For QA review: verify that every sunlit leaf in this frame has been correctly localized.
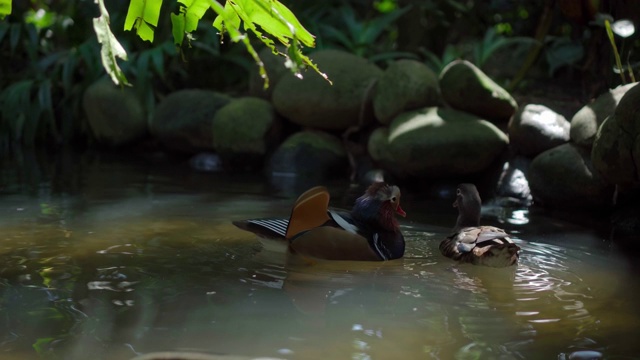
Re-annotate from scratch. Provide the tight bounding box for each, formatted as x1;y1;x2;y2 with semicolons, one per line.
25;9;57;30
92;0;129;86
0;0;11;19
124;0;162;42
604;19;626;83
172;0;211;47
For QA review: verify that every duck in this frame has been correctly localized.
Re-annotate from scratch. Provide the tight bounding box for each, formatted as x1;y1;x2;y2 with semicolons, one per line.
440;183;520;267
233;182;406;261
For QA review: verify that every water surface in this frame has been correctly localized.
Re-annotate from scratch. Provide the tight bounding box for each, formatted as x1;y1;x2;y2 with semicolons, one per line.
1;152;639;359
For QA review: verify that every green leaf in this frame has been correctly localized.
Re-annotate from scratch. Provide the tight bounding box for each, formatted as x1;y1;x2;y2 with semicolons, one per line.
173;0;213;47
170;13;185;46
92;0;130;86
9;23;21;53
0;21;8;43
0;0;11;19
0;80;31;143
124;0;163;42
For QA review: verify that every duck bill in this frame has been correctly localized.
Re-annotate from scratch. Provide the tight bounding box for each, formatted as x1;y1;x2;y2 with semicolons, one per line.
395;204;406;217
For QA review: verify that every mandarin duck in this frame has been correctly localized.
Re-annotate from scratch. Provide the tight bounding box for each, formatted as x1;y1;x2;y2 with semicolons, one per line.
233;182;406;261
440;183;520;267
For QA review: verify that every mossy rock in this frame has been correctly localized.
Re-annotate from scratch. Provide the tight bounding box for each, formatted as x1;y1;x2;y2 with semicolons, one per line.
247;46;289;100
368;107;508;178
268;130;347;180
83;78;147;146
571;83;637;148
373;59;440;124
272;49;382;130
508;104;570;157
212;97;281;170
591;83;640;186
529;144;613;209
151;90;231;153
439;60;517;122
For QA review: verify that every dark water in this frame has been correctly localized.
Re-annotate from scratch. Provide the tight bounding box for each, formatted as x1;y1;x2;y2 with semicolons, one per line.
1;151;639;360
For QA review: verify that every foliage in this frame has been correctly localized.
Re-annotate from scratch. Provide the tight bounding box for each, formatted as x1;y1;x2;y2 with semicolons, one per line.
0;0;10;19
94;0;129;86
420;27;538;74
312;4;415;64
114;0;328;89
0;3;108;148
603;16;636;83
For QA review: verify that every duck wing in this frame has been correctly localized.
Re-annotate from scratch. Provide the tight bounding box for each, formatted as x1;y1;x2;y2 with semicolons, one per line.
285;186;331;240
455;226;515;253
442;226;520;267
232;218;289;239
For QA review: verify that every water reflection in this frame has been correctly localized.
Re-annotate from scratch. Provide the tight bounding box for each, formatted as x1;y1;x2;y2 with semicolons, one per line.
1;153;640;359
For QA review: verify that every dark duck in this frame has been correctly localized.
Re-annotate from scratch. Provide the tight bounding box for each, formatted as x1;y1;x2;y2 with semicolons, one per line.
440;183;520;267
233;182;406;261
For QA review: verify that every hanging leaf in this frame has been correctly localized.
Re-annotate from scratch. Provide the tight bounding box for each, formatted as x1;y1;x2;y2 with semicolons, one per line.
171;0;211;47
124;0;163;42
92;0;129;86
0;0;10;19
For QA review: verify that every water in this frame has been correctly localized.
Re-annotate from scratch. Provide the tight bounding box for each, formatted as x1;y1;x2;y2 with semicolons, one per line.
1;152;639;360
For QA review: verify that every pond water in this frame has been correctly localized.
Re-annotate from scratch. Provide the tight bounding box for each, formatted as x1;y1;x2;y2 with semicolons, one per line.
1;151;639;360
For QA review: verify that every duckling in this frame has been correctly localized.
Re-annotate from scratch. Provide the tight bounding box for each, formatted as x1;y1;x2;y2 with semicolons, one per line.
440;183;520;267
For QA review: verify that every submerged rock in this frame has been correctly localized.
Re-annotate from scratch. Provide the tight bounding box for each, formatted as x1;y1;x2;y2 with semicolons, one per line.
373;59;440;124
212;97;281;171
150;90;230;153
439;60;517;123
571;82;637;148
529;144;613;209
189;152;223;172
368;107;508;178
508;104;570;157
592;82;640;186
83;78;147;146
272;49;382;130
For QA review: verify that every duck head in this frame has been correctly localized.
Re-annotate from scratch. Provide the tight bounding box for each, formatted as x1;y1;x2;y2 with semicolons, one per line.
352;182;406;231
453;183;482;230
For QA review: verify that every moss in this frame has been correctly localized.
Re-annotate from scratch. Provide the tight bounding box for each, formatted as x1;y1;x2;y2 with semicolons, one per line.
281;131;345;157
212;97;275;154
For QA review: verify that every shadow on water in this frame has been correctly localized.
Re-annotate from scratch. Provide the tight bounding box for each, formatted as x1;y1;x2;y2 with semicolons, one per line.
1;149;640;359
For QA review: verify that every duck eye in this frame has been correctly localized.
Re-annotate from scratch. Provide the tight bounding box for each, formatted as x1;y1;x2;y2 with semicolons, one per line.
391;196;397;202
456;189;462;196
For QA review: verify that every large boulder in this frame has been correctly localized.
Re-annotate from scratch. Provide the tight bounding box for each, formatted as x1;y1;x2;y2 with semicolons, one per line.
508;104;570;157
268;130;348;184
439;60;517;123
272;49;382;130
367;107;508;178
570;83;637;148
83;78;146;146
212;97;281;170
529;144;613;209
373;59;440;124
150;90;231;153
592;83;640;186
